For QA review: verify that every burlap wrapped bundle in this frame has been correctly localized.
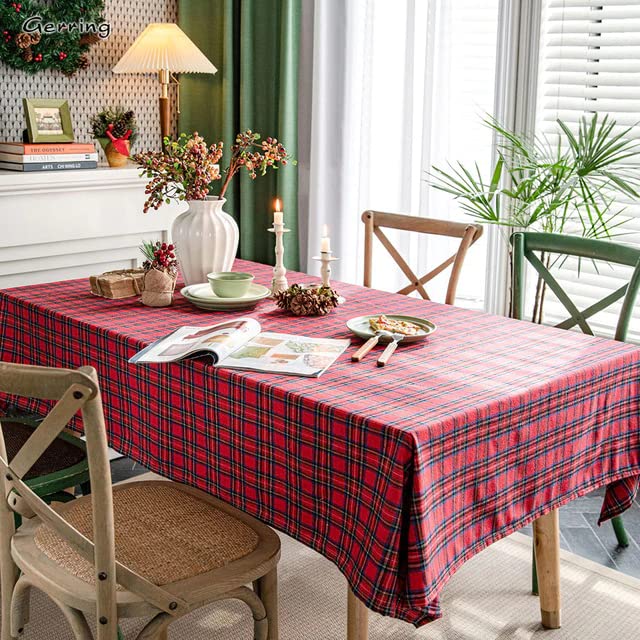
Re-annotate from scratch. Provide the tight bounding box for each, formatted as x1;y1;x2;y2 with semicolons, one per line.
141;268;176;307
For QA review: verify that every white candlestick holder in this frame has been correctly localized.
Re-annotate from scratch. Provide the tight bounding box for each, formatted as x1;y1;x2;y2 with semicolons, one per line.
312;251;339;288
268;223;290;295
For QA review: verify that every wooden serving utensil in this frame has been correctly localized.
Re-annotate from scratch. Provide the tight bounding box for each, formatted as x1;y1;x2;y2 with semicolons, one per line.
352;329;393;362
352;336;379;362
377;332;405;367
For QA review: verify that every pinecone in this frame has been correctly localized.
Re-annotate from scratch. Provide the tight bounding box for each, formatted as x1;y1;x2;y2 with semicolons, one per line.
275;284;340;316
289;293;313;316
77;53;90;70
21;47;32;62
15;32;32;49
29;32;41;45
79;33;100;46
111;120;128;139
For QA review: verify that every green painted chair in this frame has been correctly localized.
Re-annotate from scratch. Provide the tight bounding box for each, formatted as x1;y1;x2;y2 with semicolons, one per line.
0;413;91;520
510;231;640;594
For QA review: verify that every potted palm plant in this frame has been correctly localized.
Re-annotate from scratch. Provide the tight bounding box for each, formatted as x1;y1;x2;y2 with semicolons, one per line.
428;114;640;321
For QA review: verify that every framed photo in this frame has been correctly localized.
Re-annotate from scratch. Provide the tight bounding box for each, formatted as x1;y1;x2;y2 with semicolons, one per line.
23;98;74;143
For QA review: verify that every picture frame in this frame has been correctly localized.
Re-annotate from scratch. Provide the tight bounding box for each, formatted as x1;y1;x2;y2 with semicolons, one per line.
23;98;75;143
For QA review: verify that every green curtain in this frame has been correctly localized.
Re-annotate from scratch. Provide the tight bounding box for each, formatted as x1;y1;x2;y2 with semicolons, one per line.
178;0;300;270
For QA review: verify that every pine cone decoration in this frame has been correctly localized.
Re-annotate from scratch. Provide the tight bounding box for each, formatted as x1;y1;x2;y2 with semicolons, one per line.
77;54;90;70
21;47;32;62
29;32;41;45
275;284;340;316
79;33;100;46
112;119;128;139
15;32;32;49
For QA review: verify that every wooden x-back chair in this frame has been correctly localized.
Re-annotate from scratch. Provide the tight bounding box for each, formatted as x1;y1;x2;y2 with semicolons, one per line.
0;363;280;640
362;210;483;304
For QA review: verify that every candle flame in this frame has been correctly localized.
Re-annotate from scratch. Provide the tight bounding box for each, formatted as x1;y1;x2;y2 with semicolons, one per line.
274;198;282;212
322;224;329;236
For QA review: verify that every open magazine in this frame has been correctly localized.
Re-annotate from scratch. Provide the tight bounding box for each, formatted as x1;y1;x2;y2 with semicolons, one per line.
129;318;349;377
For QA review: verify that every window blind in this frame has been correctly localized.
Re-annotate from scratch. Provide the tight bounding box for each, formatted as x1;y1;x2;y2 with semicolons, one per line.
535;0;640;341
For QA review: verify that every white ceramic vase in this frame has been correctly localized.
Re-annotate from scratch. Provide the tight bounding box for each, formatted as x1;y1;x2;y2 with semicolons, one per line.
171;197;239;286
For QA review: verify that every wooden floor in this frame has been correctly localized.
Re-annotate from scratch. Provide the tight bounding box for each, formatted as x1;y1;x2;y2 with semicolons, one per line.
110;457;640;581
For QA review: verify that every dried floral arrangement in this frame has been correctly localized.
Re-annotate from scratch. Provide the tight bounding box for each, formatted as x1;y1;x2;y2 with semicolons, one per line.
133;131;294;212
274;284;339;316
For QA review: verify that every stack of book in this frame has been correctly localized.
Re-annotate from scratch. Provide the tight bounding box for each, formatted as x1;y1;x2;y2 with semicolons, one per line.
0;142;98;172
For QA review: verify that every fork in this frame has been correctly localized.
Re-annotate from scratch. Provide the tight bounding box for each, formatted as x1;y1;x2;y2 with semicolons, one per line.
376;332;405;367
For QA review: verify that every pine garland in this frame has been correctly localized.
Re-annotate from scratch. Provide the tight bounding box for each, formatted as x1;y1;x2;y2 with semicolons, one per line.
0;0;105;75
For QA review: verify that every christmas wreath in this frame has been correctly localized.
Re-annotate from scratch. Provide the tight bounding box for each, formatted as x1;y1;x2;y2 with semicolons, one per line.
0;0;105;74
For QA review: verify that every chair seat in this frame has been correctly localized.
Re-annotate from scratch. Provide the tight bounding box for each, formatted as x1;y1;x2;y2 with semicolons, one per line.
2;419;86;480
31;481;260;588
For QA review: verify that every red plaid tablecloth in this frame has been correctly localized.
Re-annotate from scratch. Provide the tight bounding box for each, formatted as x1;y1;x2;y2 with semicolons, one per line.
1;259;639;626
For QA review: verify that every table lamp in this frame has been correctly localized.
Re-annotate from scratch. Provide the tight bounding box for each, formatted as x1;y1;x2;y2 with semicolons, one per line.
113;23;217;143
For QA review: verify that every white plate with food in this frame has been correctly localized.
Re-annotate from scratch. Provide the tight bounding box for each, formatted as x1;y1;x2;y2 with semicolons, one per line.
346;314;436;343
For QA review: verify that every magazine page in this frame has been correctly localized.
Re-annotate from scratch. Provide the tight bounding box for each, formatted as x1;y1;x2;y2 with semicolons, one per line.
217;332;349;377
129;318;261;364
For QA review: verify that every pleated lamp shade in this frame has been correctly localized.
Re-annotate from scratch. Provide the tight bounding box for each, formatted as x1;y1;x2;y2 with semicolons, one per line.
113;23;217;74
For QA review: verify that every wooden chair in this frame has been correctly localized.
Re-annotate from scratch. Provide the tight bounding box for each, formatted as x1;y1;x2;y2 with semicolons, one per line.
0;363;280;640
511;231;640;601
362;210;483;304
0;413;90;517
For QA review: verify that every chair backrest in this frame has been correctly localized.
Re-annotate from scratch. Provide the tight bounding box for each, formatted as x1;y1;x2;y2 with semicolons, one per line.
362;210;483;304
0;363;187;640
510;232;640;342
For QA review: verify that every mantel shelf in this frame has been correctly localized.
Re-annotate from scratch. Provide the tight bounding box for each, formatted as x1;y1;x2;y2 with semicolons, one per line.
0;165;146;196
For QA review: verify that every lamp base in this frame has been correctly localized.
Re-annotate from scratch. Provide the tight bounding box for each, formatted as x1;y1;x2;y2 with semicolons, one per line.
159;96;170;145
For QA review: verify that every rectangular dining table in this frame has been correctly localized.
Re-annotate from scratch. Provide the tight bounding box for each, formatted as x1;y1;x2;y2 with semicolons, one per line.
1;259;639;639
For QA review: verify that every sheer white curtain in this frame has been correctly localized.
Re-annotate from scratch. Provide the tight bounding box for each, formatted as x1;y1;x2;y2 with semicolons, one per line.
300;0;500;306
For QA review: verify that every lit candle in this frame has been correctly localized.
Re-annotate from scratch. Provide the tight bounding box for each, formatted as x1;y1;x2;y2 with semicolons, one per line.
273;198;283;226
320;224;331;253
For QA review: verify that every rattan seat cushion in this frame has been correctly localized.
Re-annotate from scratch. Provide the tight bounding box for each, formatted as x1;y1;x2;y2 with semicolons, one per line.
1;419;86;480
34;482;259;587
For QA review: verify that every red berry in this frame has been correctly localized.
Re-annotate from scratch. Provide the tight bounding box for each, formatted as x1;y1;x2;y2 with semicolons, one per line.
168;244;174;250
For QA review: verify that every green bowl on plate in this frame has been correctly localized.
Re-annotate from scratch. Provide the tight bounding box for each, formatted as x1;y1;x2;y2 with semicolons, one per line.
207;272;255;298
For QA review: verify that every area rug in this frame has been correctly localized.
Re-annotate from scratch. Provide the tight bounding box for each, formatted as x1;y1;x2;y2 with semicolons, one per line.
9;523;640;640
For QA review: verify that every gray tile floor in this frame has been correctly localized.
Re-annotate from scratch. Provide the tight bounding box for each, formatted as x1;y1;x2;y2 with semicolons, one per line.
513;485;640;580
110;457;640;580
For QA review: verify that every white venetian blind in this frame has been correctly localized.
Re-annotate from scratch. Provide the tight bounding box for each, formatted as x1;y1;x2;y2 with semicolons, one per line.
535;0;640;341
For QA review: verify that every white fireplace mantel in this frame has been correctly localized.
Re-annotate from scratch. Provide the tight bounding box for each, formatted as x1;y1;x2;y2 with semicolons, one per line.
0;166;185;289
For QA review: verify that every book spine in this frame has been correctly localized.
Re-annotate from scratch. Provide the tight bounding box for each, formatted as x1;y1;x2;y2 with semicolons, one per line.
0;161;98;172
0;144;96;154
0;152;98;163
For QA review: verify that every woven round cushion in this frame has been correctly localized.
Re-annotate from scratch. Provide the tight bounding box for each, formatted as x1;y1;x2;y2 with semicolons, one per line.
1;420;86;480
34;482;259;587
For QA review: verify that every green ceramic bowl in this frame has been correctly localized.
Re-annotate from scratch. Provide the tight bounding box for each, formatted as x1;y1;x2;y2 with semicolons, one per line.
207;272;255;298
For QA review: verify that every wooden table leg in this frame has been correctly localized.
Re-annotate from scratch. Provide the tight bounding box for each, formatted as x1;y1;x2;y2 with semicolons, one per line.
533;509;561;629
347;586;368;640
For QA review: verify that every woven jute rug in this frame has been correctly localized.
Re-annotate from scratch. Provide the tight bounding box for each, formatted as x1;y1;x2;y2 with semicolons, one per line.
9;486;640;639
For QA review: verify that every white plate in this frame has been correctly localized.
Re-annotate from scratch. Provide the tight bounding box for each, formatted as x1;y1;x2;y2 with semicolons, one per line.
180;283;271;311
186;282;269;302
